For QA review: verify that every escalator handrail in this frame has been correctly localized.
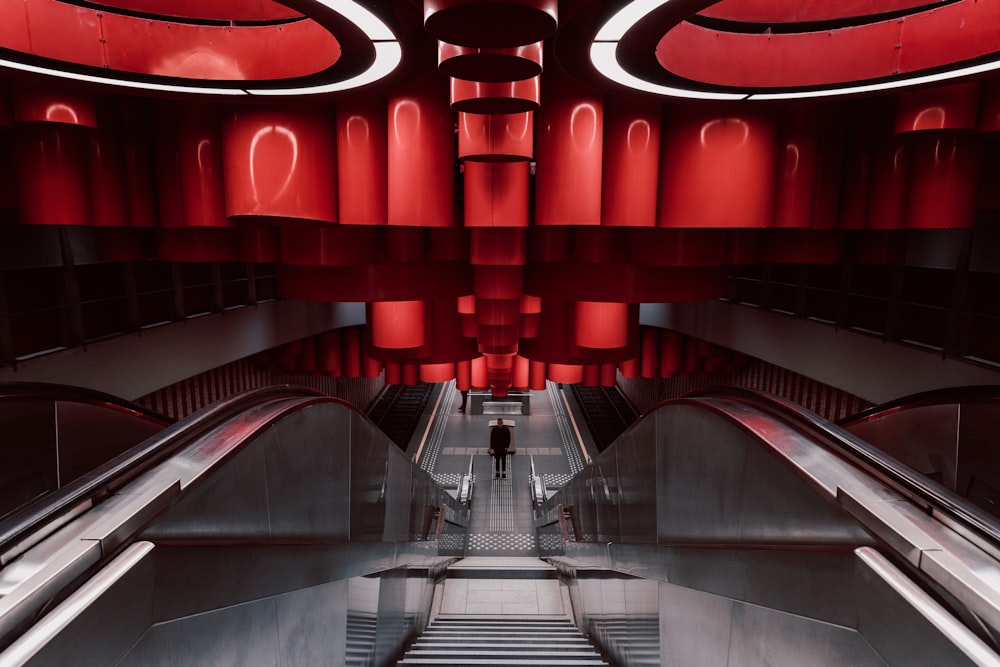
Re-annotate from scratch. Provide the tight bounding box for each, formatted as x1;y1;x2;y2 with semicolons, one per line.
839;385;1000;425
0;385;324;555
0;381;173;424
682;386;1000;550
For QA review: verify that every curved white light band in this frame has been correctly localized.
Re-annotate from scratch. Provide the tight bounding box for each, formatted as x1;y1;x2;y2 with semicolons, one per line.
0;1;399;96
590;42;745;101
592;0;1000;101
250;41;401;95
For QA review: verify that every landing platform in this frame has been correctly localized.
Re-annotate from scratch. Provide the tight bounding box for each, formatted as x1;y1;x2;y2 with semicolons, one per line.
407;381;597;557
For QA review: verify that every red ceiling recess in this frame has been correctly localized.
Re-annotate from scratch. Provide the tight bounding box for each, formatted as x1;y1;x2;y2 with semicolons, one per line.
655;0;1000;91
1;0;996;396
701;0;938;23
88;1;302;22
0;0;338;82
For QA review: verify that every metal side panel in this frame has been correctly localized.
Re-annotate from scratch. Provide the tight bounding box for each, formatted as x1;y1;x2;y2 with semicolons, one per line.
856;547;1000;667
274;579;349;667
143;402;352;541
0;542;154;667
121;595;282;667
148;542;404;624
727;600;885;667
652;404;871;546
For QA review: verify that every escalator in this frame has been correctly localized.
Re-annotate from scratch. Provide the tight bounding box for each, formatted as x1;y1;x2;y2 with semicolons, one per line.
535;388;1000;666
366;384;436;450
569;386;639;453
5;384;1000;665
839;386;1000;518
0;387;468;665
0;383;171;522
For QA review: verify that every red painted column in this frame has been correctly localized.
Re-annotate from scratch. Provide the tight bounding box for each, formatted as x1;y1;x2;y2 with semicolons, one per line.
464;162;529;227
155;103;238;261
602;96;660;227
459;112;533;161
772;104;819;229
658;104;777;228
574;301;629;349
14;123;90;226
222;106;338;224
895;83;982;229
528;359;547;390
535;69;604;225
388;74;455;227
370;301;427;349
337;98;388;225
11;84;97;227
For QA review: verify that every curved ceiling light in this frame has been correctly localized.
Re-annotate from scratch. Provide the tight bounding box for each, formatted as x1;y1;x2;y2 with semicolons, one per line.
0;0;399;96
591;0;1000;101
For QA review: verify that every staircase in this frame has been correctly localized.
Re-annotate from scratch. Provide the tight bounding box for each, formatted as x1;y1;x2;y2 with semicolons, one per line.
397;615;609;666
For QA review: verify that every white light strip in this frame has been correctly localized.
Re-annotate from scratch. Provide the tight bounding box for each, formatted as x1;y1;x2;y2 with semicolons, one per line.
590;42;745;101
749;58;1000;100
249;41;401;96
0;1;398;96
0;57;246;95
592;0;1000;101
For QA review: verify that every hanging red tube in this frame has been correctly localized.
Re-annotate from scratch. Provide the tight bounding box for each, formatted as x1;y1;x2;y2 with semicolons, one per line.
337;97;388;225
534;69;604;226
388;74;454;227
222;106;338;224
602;96;660;227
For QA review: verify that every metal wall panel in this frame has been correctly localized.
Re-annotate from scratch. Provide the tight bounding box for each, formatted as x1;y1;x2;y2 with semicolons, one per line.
727;600;884;667
262;405;350;539
275;579;348;667
19;545;153;667
659;580;734;667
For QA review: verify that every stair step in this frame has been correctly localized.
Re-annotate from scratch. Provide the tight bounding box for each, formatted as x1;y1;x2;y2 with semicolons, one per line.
398;660;608;666
416;639;591;645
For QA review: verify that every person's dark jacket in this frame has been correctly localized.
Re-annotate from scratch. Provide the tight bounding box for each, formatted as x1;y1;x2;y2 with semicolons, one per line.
490;424;511;456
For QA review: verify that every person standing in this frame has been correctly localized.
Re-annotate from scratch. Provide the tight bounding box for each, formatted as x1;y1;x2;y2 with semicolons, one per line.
489;417;511;480
458;389;469;412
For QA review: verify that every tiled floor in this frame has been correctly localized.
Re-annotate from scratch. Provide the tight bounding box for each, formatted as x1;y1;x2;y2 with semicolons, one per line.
438;558;571;616
407;381;597;558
